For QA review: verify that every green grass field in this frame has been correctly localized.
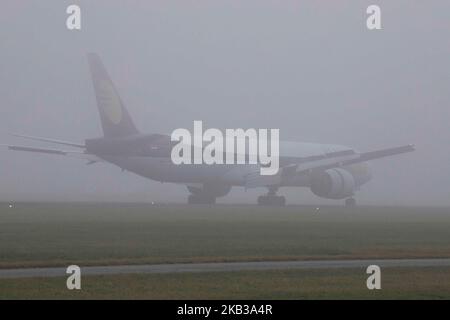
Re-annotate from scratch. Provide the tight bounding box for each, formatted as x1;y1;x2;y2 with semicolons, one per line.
1;203;450;269
1;267;450;299
1;203;450;299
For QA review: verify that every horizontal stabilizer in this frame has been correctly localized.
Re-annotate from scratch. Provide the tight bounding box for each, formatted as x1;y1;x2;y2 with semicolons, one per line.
12;134;85;148
7;145;67;155
2;144;103;163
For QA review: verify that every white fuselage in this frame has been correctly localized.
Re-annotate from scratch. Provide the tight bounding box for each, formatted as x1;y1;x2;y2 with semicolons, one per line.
101;141;371;189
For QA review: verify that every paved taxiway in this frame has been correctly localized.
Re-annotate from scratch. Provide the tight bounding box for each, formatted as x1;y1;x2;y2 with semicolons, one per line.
1;258;450;279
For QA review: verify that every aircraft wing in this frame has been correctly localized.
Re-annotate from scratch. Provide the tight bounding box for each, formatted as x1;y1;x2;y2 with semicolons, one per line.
294;144;415;174
244;144;415;188
2;144;103;163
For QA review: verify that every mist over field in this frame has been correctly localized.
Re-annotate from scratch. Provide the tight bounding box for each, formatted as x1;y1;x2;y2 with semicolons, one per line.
1;1;449;206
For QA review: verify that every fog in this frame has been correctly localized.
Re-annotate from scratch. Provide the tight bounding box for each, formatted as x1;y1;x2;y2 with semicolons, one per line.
1;1;449;206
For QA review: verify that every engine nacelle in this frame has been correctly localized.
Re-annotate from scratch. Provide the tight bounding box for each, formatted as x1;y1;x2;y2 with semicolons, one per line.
310;168;356;200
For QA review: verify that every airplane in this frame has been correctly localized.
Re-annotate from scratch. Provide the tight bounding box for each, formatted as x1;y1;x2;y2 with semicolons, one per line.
3;53;415;206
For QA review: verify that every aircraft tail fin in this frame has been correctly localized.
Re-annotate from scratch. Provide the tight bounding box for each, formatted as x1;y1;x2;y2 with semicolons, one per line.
87;53;140;138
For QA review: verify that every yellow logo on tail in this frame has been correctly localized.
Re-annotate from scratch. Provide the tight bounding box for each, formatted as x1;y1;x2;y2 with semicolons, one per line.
98;80;123;125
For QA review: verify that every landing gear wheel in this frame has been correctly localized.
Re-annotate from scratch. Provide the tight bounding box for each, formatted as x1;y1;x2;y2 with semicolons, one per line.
257;195;286;206
188;195;216;205
345;198;356;207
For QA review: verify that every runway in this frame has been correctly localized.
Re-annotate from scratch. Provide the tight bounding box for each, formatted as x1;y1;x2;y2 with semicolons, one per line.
1;258;450;279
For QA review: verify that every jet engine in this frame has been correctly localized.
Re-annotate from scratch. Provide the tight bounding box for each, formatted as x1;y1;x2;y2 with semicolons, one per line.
310;168;356;200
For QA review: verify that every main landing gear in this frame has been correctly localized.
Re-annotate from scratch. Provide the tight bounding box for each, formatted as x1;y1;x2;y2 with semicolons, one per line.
257;187;286;206
188;194;216;205
345;197;356;207
186;184;231;205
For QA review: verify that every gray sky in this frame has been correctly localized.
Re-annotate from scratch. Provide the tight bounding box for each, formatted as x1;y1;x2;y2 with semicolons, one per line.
1;1;449;206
